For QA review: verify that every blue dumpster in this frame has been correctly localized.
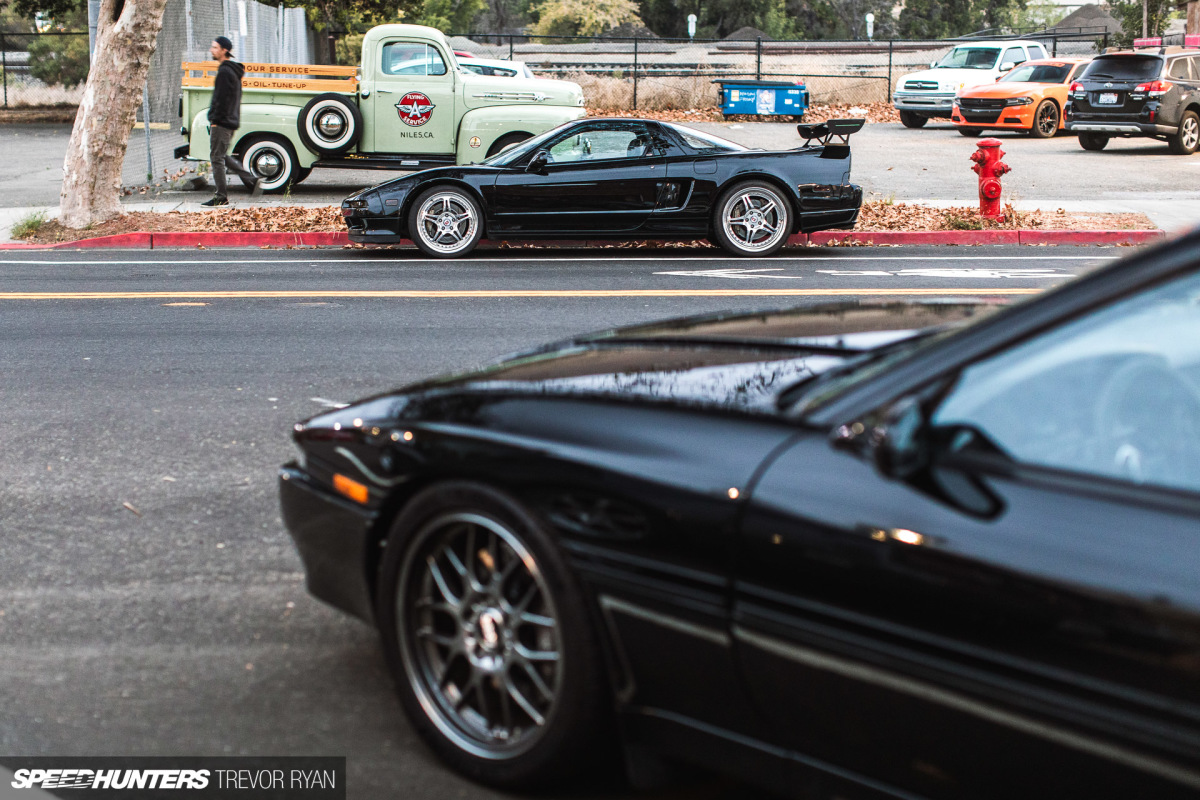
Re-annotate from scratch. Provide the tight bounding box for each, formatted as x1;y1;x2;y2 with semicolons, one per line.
716;80;809;119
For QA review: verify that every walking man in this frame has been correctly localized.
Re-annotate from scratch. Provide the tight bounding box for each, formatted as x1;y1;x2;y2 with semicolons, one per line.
202;36;261;206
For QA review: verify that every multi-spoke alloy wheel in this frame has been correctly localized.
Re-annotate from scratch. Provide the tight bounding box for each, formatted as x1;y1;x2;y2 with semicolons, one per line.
400;512;561;758
377;483;606;787
712;182;791;257
1030;100;1058;139
1170;111;1200;155
409;187;483;258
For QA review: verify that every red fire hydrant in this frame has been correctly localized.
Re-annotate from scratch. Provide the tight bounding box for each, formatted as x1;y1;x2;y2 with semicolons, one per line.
970;138;1010;221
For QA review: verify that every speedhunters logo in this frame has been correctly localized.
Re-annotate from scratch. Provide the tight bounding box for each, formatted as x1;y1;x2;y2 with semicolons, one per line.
12;769;210;790
5;758;344;798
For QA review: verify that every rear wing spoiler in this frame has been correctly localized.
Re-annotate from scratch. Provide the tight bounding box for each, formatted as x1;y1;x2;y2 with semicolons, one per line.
797;118;865;147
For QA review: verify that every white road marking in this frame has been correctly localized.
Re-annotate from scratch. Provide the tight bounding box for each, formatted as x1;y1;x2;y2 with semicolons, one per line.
816;268;1071;279
0;254;1114;266
309;397;349;409
656;268;801;279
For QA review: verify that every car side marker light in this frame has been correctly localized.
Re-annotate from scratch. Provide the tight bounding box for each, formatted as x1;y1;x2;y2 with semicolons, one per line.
728;488;740;499
334;473;370;504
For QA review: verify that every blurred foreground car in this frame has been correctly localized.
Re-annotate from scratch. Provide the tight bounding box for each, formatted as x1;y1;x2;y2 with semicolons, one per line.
952;58;1089;138
281;232;1200;799
340;116;863;257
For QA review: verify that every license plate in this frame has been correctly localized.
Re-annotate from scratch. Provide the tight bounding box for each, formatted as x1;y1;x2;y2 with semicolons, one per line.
1098;92;1120;104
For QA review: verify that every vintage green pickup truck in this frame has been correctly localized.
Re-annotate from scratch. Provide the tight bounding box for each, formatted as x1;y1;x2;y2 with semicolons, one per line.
175;24;586;192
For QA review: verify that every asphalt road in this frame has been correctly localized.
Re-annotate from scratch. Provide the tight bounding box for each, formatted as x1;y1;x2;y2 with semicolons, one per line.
4;121;1199;231
0;245;1121;798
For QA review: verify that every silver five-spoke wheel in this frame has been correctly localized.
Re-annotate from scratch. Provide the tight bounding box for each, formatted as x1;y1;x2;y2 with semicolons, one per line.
713;182;791;256
409;188;483;258
400;512;561;759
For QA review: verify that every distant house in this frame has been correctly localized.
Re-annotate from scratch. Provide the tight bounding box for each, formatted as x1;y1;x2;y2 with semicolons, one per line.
1045;4;1123;37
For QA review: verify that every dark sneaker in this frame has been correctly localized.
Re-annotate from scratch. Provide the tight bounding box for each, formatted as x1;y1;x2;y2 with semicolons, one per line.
249;178;264;199
201;196;228;207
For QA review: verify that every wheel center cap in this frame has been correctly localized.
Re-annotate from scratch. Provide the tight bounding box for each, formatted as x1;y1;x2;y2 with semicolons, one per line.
749;211;764;226
439;213;456;230
476;607;505;652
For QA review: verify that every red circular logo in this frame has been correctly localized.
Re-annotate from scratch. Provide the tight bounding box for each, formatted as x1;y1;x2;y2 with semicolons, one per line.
396;92;436;127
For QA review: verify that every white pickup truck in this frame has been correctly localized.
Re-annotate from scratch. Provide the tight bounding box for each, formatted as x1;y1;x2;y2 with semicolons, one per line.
176;24;586;192
892;39;1050;128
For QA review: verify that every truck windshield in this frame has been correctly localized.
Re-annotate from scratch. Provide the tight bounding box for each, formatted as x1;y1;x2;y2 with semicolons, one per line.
936;47;1000;69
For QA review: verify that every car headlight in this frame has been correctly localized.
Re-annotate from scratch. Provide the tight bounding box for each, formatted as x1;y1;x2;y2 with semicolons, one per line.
1006;96;1034;106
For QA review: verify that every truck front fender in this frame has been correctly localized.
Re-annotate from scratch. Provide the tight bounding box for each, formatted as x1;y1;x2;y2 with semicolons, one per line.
456;105;586;164
186;105;318;168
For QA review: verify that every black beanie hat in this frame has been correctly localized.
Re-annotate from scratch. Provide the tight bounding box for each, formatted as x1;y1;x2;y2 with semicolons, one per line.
214;36;233;54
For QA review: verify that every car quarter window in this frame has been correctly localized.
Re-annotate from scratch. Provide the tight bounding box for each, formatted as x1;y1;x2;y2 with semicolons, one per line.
546;123;654;163
382;42;447;76
931;269;1200;494
1168;58;1193;80
1027;44;1046;59
1001;47;1026;68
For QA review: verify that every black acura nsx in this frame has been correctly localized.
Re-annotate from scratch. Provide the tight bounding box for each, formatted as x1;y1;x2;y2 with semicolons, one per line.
280;232;1200;799
340;117;863;258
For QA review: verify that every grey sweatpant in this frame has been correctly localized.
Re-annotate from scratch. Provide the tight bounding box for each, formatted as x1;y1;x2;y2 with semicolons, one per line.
209;124;254;197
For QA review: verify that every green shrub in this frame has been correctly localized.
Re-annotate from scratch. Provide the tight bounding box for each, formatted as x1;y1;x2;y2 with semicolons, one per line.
11;210;47;239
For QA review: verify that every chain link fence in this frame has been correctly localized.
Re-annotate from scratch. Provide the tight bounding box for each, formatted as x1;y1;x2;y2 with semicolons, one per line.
123;0;310;187
0;31;89;108
455;30;1113;110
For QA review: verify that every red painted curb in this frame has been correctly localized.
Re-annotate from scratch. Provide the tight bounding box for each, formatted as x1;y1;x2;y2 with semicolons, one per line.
0;228;1167;250
1017;229;1164;245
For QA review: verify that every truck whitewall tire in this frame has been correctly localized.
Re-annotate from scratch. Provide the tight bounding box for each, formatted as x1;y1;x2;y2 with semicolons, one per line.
240;138;306;193
298;94;362;156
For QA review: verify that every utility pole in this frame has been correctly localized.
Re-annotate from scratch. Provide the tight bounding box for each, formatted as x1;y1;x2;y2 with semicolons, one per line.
1144;0;1149;38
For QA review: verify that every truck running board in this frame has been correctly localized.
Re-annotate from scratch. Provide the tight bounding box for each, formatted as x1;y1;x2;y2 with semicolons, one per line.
315;154;457;171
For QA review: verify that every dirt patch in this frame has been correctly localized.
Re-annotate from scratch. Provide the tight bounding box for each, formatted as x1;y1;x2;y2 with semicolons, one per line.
859;202;1154;231
0;106;78;124
18;202;1154;245
589;102;899;125
23;207;344;244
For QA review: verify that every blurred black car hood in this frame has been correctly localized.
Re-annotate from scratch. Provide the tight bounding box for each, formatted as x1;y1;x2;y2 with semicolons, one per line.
395;300;1000;417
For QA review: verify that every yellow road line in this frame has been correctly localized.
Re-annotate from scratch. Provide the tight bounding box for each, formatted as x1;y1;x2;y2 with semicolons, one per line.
0;288;1042;300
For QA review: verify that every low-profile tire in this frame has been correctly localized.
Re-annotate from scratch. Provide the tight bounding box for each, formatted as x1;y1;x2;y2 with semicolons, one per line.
1079;132;1109;151
297;93;362;157
1030;100;1059;139
407;185;484;258
899;110;928;129
1168;111;1199;155
711;180;792;257
376;481;609;788
958;127;983;137
486;132;532;158
238;136;302;194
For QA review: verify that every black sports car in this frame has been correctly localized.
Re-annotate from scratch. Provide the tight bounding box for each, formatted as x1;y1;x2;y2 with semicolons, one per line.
280;232;1200;799
340;117;863;258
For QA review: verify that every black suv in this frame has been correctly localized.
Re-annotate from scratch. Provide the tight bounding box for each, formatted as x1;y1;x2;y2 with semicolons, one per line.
1065;49;1200;153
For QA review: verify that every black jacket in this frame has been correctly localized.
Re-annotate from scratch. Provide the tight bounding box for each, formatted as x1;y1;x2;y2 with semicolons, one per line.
207;60;245;130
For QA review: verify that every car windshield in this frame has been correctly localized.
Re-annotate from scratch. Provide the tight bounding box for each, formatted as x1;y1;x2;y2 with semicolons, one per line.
936;47;1000;69
1081;55;1162;81
1000;63;1072;83
481;125;572;166
661;123;748;152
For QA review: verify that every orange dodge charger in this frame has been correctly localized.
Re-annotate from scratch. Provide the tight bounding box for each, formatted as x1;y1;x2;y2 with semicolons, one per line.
952;58;1090;138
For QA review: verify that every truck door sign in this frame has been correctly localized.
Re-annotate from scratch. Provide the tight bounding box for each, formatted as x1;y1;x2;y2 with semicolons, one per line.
396;92;435;126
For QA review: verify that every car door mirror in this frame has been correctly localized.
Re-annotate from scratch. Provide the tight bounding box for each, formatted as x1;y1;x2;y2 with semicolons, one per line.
526;149;550;174
1000;62;1015;72
834;395;929;480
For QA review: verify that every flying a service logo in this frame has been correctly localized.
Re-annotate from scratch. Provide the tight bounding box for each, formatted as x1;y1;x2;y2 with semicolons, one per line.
396;92;435;126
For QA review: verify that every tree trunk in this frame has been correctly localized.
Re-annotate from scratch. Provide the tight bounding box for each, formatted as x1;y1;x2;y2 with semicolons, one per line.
59;0;171;229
